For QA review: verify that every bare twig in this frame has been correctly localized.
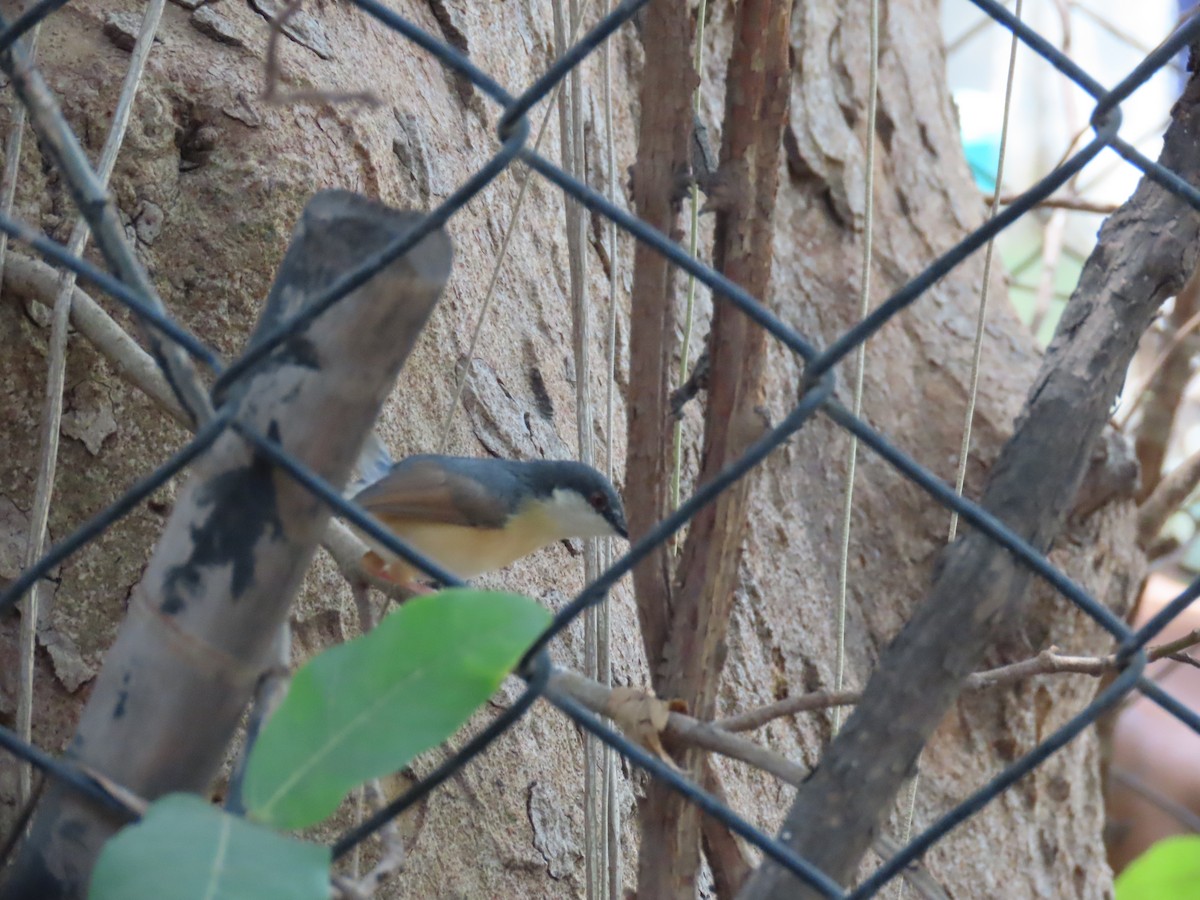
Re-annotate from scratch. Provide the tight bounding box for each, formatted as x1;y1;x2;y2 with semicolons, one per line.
624;1;693;662
1137;445;1200;544
0;20;37;290
716;690;861;732
0;10;213;425
699;758;753;900
1110;765;1200;833
963;648;1108;688
547;669;948;900
4;251;187;420
719;635;1200;733
15;0;165;807
547;0;612;892
261;0;378;108
1148;626;1200;658
331;778;411;898
1134;263;1200;501
224;625;292;815
600;5;622;894
1117;305;1200;430
8;17;44;805
995;194;1117;215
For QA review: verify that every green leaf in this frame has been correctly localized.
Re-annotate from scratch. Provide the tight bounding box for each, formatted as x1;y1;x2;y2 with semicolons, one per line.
89;794;328;900
1116;835;1200;900
244;588;549;828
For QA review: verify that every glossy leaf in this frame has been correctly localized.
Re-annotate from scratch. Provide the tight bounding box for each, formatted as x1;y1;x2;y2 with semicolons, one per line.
244;588;549;828
1115;835;1200;899
89;794;328;900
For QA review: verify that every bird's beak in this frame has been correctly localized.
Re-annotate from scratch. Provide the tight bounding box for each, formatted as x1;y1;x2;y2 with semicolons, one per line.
615;520;629;540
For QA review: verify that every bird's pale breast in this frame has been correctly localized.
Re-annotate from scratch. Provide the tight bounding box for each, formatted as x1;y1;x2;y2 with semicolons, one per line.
370;504;563;583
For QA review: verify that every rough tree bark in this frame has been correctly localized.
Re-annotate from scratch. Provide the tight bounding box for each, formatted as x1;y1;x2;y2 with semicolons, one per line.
0;0;1141;897
746;45;1200;900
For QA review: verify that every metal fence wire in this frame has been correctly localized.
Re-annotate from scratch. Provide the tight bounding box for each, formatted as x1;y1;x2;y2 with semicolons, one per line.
2;0;1200;896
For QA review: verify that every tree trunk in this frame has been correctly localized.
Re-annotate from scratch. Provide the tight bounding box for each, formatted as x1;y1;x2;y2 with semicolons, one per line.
0;0;1139;896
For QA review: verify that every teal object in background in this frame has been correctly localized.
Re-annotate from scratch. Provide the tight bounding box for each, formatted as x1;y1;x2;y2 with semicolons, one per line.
963;137;1000;191
955;89;1001;192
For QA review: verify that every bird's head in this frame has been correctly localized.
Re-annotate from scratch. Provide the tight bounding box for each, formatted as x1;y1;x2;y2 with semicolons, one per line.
521;460;629;541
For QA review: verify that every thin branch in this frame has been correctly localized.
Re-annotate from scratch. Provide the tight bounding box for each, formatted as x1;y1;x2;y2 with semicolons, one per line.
16;0;165;806
1166;651;1200;670
331;778;417;899
995;193;1117;215
1148;626;1200;658
962;648;1107;688
0;20;38;295
1117;303;1200;430
0;11;213;425
716;690;860;733
224;625;291;815
3;14;42;811
716;654;1110;732
5;250;420;609
624;1;693;664
261;0;379;108
547;669;949;900
548;0;610;893
1138;444;1200;544
1134;263;1200;501
699;758;753;900
1110;765;1200;833
718;635;1200;734
5;251;187;420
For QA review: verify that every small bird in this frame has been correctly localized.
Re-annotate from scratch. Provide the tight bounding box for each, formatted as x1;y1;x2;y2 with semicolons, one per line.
349;451;628;590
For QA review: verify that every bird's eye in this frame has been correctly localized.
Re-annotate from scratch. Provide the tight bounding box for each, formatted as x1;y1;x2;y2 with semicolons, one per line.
589;491;608;511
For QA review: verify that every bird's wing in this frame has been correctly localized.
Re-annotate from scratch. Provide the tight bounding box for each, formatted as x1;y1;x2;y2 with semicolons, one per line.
351;458;511;528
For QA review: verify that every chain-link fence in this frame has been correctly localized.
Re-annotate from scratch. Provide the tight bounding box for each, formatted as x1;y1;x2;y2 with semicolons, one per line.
2;0;1200;896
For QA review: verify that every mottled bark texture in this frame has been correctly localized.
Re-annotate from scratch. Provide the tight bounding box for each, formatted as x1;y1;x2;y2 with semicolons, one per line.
745;37;1200;900
0;0;1141;897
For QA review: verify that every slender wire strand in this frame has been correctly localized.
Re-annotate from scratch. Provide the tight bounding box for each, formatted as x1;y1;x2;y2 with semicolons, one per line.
947;0;1023;541
600;0;621;891
6;16;42;811
894;3;1025;890
669;0;709;545
16;0;165;806
548;0;605;894
832;0;879;736
435;0;598;453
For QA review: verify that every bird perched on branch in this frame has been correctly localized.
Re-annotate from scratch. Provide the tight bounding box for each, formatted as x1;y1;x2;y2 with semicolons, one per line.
348;436;628;591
